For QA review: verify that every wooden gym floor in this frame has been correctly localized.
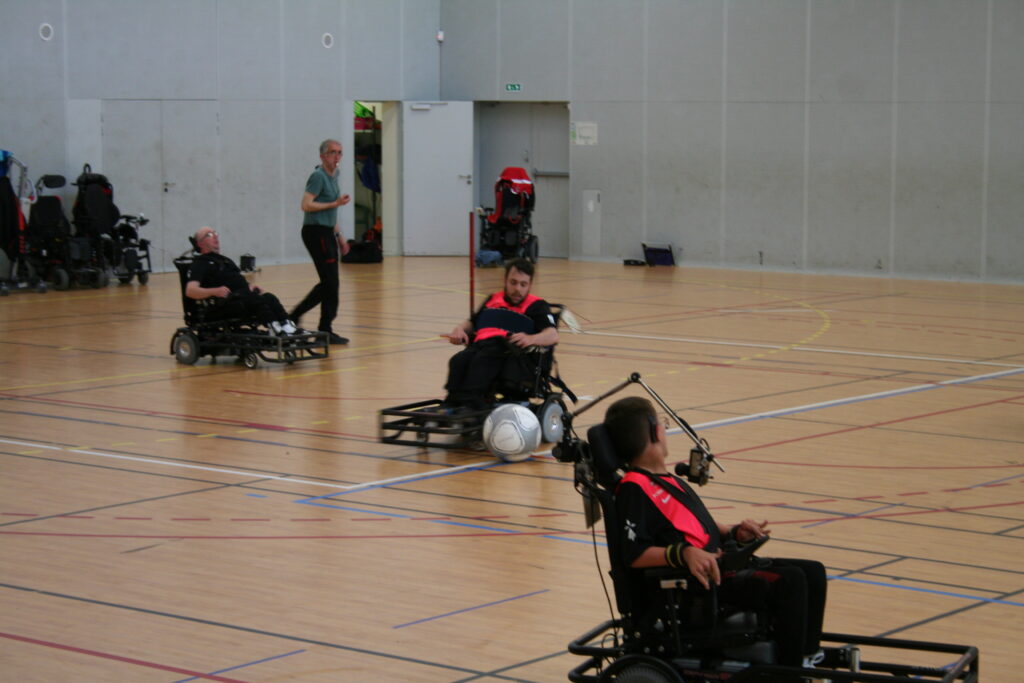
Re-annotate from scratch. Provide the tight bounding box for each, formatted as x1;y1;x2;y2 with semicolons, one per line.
1;257;1021;681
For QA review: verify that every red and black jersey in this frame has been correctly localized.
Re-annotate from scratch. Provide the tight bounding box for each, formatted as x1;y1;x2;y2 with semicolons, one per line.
471;290;555;343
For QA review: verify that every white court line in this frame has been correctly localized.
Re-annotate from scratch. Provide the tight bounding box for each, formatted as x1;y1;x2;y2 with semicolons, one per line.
533;365;1024;458
5;365;1022;486
582;330;1023;368
0;437;491;492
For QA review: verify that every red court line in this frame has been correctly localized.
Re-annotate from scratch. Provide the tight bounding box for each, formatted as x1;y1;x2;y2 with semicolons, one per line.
0;631;250;682
720;392;1024;468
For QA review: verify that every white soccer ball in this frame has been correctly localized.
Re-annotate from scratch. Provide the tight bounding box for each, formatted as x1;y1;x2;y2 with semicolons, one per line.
483;403;541;462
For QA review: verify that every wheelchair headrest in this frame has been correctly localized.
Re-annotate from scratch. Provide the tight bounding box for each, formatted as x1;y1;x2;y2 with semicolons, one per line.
188;235;200;251
586;423;625;491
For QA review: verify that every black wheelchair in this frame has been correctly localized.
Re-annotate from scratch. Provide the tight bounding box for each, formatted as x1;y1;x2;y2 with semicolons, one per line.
554;373;980;683
378;305;575;454
169;245;329;370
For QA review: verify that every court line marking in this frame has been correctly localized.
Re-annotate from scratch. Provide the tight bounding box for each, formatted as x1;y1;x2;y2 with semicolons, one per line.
3;367;1021;493
0;631;250;682
392;589;549;629
0;437;493;492
582;330;1024;368
829;576;1024;608
171;649;306;683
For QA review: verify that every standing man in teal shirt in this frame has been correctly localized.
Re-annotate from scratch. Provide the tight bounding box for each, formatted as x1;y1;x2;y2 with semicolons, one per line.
291;138;351;344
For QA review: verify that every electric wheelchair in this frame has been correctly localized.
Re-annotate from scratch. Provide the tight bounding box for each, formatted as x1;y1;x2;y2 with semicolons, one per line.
169;241;329;369
378;304;575;453
555;373;980;683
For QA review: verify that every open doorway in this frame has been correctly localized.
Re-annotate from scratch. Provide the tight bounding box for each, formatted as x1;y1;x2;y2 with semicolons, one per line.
349;101;383;261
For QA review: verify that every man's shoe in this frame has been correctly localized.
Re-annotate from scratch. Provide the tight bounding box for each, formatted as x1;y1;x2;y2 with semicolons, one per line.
269;321;285;335
325;332;349;345
281;320;298;335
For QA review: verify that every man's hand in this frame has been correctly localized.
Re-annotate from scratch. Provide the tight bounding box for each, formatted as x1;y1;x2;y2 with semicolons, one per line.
733;519;770;543
335;194;351;208
508;332;534;348
448;326;469;345
683;546;722;590
339;237;351;256
210;286;231;298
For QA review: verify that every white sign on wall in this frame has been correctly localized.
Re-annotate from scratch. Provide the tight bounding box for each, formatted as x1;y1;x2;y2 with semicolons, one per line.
571;121;598;146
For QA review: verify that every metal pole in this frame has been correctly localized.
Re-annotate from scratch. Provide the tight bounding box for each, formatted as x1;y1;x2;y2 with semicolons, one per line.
469;211;475;317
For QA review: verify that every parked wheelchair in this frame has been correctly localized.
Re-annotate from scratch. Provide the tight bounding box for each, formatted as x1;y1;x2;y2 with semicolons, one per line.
555;373;980;683
479;166;538;263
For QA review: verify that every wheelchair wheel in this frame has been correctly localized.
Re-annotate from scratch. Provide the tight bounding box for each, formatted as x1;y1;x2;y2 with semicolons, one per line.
118;273;133;285
537;397;564;443
51;268;70;291
242;352;259;369
138;271;149;285
172;331;200;365
600;655;683;683
525;235;539;263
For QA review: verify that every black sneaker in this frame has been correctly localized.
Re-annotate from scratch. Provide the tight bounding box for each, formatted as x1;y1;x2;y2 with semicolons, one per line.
324;332;349;345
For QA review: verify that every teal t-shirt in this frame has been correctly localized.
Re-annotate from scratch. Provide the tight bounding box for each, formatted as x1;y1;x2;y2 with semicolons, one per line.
304;165;339;227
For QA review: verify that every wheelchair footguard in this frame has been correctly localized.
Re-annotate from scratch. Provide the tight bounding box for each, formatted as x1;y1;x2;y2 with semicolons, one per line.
567;621;979;682
378;400;491;450
171;326;329;369
379;392;567;452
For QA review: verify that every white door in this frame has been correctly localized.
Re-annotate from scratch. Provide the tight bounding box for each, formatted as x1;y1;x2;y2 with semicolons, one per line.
528;103;570;258
402;101;474;255
102;100;218;271
476;102;569;258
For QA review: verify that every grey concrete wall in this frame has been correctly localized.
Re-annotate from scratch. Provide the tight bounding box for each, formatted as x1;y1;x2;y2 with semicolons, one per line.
0;0;441;270
441;0;1023;283
3;0;1021;282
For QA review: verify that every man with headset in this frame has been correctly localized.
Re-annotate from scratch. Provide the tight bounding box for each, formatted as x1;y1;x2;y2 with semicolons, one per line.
603;396;828;669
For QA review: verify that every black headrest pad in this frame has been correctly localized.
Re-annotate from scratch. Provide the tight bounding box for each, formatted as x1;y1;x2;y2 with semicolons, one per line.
188;235;199;251
587;423;623;490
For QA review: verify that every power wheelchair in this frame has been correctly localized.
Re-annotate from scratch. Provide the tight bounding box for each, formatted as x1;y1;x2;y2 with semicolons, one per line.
554;373;980;683
378;304;575;455
169;241;329;369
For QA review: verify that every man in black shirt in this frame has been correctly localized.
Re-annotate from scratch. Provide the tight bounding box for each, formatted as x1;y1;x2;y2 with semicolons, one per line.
186;226;297;335
444;258;557;409
604;396;827;668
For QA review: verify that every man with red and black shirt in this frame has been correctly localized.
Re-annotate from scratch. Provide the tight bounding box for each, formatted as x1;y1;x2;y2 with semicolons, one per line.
444;258;558;409
605;396;827;668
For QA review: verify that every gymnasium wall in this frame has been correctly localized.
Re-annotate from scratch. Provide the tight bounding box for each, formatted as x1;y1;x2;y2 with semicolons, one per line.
441;0;1023;283
0;0;441;271
2;0;1021;282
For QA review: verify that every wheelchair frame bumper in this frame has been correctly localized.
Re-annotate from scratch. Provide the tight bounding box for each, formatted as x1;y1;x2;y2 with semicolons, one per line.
171;326;329;368
378;399;491;450
567;620;979;682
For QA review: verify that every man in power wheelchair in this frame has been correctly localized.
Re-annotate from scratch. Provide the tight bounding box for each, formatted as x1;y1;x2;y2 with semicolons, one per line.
557;373;980;682
379;258;575;457
169;227;328;369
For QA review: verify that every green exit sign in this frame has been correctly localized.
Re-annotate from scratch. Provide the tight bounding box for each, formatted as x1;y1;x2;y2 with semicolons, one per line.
505;83;522;92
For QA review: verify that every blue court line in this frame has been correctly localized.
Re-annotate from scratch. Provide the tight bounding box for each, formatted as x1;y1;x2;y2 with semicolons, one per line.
393;589;549;629
829;575;1024;608
171;648;306;683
